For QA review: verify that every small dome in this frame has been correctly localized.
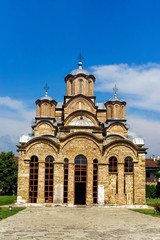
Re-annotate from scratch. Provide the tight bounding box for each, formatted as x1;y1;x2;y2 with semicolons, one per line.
70;62;90;76
109;95;124;103
69;120;94;126
109;85;124;103
40;95;53;101
39;90;53;101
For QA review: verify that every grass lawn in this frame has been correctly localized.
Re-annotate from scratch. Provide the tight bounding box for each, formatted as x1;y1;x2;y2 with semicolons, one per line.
0;207;25;221
0;196;17;206
146;198;160;207
130;209;160;218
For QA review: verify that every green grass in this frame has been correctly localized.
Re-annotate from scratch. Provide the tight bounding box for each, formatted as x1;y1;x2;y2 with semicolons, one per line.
146;198;160;207
0;207;25;220
0;196;17;206
130;209;160;218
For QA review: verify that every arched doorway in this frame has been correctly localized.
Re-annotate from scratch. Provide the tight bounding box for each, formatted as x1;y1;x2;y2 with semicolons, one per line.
74;155;87;205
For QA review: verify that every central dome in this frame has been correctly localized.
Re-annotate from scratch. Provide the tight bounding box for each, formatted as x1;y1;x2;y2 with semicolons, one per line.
69;120;94;126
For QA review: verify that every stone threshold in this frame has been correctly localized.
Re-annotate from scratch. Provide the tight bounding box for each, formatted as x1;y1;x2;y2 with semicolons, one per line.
14;202;148;209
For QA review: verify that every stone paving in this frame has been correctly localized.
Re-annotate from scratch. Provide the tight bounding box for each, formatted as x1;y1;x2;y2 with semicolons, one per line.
0;207;160;239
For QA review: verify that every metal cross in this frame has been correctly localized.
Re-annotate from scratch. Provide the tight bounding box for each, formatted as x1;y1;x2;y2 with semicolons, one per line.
78;49;84;62
44;83;50;93
113;84;118;95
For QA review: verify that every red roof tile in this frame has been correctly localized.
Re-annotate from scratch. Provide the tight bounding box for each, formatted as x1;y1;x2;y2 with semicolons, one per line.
146;158;159;168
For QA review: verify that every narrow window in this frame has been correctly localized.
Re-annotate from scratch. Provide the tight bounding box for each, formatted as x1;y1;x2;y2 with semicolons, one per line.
109;157;117;173
93;159;98;204
124;156;133;173
44;103;47;116
115;105;118;118
79;80;83;94
45;156;54;203
70;81;73;95
29;156;39;203
109;106;112;118
63;158;69;203
88;81;91;95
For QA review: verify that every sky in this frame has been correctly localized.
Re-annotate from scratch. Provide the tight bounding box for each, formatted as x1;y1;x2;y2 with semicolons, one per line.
0;0;160;157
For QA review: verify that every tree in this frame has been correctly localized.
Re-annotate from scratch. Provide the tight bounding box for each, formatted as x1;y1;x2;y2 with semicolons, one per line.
0;151;18;195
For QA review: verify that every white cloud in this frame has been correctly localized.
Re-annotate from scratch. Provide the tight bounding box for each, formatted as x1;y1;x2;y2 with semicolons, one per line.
90;62;160;156
0;96;35;153
91;63;160;112
127;114;160;157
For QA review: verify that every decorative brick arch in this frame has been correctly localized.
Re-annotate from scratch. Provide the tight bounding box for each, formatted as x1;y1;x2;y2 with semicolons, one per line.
60;134;102;164
64;110;99;126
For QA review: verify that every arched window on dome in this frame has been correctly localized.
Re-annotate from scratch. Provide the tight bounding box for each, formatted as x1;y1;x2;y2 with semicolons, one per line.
109;106;112;118
44;103;47;116
124;156;133;172
88;81;91;95
79;79;83;94
29;156;39;203
109;156;118;173
70;80;73;95
64;158;69;203
45;156;54;203
115;105;118;118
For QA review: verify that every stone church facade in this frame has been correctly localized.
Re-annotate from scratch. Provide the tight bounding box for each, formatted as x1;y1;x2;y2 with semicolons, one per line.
17;61;147;206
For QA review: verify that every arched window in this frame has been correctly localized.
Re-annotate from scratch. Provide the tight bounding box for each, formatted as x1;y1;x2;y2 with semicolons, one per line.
88;81;91;95
124;156;133;172
44;104;46;116
29;156;39;203
93;159;98;204
64;158;69;203
70;81;73;95
109;106;112;118
45;156;54;203
75;155;87;182
115;105;118;118
109;157;118;173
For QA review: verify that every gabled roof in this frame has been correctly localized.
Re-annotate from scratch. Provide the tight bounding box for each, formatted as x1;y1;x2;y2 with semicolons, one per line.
146;158;159;168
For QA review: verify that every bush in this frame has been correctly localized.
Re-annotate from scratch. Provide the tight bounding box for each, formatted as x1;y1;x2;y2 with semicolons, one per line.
146;184;157;198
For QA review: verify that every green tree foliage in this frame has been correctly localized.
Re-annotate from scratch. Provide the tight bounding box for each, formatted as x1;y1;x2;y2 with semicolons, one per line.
146;184;157;198
0;151;18;195
146;184;160;198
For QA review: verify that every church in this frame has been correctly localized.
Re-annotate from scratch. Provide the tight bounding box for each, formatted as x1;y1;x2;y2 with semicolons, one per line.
17;59;147;206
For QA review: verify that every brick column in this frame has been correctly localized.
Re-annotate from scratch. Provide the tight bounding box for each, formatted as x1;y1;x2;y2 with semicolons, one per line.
134;153;146;205
53;162;64;204
17;157;30;203
37;161;45;203
118;163;126;204
104;163;109;204
86;163;93;204
98;164;107;204
68;163;74;205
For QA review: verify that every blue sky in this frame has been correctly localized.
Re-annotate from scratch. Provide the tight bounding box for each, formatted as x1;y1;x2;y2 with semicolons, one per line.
0;0;160;157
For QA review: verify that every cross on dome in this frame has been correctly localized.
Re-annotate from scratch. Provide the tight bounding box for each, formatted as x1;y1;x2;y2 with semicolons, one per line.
78;50;84;69
44;83;50;96
113;84;118;98
78;49;84;62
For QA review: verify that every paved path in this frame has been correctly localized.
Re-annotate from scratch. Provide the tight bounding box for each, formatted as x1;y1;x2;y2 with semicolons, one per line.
0;207;160;239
